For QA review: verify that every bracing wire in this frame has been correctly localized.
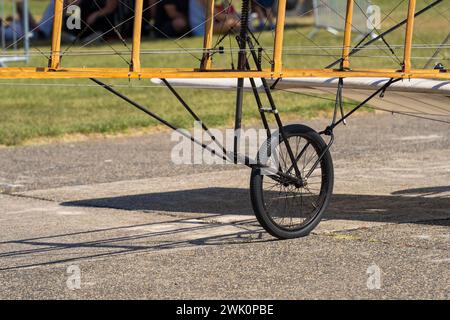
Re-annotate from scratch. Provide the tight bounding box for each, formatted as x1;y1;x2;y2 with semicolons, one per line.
273;87;450;124
353;0;403;65
317;0;405;66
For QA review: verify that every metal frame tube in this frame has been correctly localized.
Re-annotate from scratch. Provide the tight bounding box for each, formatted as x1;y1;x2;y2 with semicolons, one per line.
12;0;17;50
1;0;5;50
22;0;29;62
234;0;251;163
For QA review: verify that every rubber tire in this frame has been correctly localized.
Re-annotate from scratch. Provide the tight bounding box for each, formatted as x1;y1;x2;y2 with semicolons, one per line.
250;124;334;239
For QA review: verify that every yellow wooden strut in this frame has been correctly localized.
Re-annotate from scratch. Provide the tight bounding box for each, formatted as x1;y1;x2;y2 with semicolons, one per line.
201;0;215;70
131;0;144;73
403;0;417;73
48;0;64;70
342;0;354;70
273;0;287;74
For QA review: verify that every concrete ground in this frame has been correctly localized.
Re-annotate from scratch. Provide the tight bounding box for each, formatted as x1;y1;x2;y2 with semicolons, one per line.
0;113;449;299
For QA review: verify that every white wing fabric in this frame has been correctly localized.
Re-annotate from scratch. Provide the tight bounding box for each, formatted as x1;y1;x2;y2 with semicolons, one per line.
152;78;450;123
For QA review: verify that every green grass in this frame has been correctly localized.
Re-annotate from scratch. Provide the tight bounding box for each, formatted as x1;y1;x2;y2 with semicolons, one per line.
0;0;448;146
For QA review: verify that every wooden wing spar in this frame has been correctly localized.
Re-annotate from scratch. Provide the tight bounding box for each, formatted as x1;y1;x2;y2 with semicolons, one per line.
0;0;448;80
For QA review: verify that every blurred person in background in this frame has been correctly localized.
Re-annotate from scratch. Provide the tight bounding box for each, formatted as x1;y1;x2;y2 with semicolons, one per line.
189;0;240;37
76;0;119;39
252;0;275;31
153;0;190;38
0;0;61;42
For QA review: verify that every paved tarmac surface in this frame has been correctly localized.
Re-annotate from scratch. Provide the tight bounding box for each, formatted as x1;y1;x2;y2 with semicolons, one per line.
0;113;449;299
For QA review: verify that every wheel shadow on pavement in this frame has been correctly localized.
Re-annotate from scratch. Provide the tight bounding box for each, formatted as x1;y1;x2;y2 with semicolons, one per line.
1;187;448;272
62;187;450;225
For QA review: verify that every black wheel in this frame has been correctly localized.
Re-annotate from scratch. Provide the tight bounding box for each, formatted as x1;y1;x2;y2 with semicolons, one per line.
250;124;334;239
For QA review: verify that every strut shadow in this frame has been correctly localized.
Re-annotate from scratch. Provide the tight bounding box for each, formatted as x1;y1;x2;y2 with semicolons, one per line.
1;187;448;272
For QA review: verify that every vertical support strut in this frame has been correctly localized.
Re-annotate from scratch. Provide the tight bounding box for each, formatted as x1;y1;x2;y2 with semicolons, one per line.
12;0;17;51
237;0;250;71
342;0;354;70
403;0;416;73
131;0;144;73
22;0;29;62
234;0;251;163
273;0;287;74
201;0;215;70
49;0;64;69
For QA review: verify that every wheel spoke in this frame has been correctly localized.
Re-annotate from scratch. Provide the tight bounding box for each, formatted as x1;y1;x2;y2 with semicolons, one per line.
261;133;327;230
